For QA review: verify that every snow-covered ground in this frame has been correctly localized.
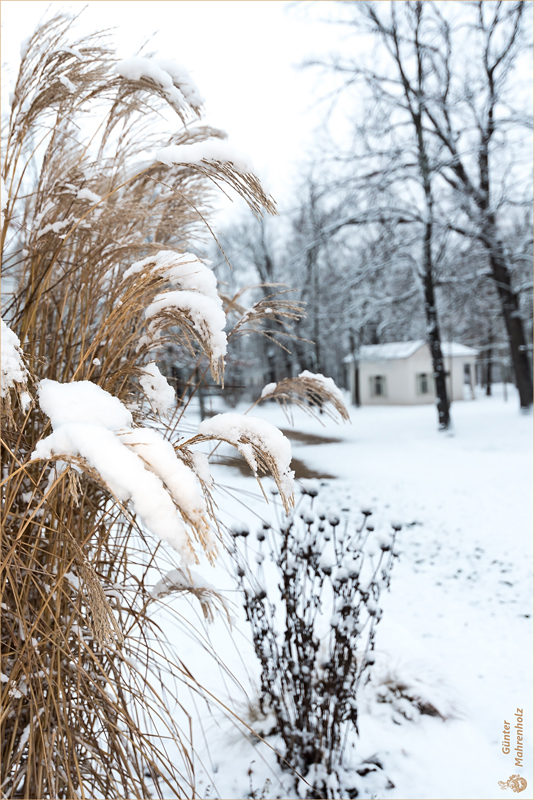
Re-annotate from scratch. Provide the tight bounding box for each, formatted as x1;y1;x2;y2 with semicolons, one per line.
152;386;532;799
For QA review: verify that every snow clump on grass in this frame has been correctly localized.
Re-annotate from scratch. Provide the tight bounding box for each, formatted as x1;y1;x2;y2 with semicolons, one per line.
155;140;254;175
258;371;349;423
126;250;228;382
197;412;295;510
1;318;29;398
298;370;347;412
31;380;213;563
139;362;175;415
114;56;204;113
123;250;219;302
145;291;226;362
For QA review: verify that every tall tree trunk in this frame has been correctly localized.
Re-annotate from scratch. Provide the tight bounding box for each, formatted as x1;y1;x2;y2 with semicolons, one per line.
392;2;451;430
484;234;532;408
475;24;532;409
485;347;493;396
423;256;450;430
307;245;322;373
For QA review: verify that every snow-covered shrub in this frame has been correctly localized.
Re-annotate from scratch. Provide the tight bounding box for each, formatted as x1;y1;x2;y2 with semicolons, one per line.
1;12;282;800
232;483;400;798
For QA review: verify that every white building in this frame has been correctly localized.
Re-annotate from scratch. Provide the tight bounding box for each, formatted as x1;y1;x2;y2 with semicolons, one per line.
344;340;478;406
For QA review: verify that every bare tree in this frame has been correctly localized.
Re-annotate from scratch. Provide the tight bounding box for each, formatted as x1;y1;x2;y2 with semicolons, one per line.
337;0;533;409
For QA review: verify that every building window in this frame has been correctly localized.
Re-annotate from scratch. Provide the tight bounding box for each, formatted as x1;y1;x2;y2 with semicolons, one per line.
416;373;430;394
370;375;386;397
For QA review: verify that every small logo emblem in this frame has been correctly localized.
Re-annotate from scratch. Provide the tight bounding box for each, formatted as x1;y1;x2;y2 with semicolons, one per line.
498;775;528;793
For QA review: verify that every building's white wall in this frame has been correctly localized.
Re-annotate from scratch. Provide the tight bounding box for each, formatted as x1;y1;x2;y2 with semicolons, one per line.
356;345;477;405
359;346;432;405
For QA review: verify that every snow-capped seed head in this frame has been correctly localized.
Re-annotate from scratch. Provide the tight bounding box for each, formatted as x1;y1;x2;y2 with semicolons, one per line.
304;512;315;525
366;525;375;532
256;588;267;600
256;530;266;542
300;478;319;498
364;654;376;666
318;555;333;575
144;290;227;383
236;566;245;577
333;567;349;585
197;413;294;511
392;522;402;531
328;513;340;527
362;509;372;517
318;525;325;533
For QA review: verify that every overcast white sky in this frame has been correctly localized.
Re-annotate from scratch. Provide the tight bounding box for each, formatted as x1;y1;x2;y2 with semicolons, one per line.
1;1;349;216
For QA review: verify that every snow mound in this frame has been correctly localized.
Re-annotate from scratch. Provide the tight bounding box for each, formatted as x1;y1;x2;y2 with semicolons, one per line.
38;379;132;431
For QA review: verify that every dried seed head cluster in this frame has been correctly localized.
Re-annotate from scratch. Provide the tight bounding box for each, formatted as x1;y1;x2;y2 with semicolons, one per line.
231;482;400;798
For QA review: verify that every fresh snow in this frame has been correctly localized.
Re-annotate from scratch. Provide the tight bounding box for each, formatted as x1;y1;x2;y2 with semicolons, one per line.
139;362;175;415
118;426;211;544
344;340;479;362
261;381;277;399
1;177;8;214
198;412;295;502
76;187;100;203
145;290;227;361
155;140;255;175
58;74;76;92
151;567;217;599
114;56;203;110
123;251;220;302
298;369;347;409
38;379;132;431
146;388;531;800
1;318;28;397
62;45;83;60
31;380;217;563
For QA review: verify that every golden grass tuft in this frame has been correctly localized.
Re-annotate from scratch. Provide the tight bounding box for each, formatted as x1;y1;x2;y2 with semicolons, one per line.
1;12;278;799
256;373;351;424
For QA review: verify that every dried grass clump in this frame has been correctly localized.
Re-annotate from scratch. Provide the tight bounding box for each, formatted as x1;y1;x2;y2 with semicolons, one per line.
1;12;278;799
256;373;350;424
189;428;295;515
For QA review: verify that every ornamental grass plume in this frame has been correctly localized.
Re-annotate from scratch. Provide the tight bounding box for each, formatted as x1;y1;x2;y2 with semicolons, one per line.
1;13;280;799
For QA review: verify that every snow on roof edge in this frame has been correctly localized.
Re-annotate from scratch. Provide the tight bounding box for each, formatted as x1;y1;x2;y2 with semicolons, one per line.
343;340;479;362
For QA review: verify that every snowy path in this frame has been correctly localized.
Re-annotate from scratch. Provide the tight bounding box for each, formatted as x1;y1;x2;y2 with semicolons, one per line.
271;390;533;799
156;388;532;799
